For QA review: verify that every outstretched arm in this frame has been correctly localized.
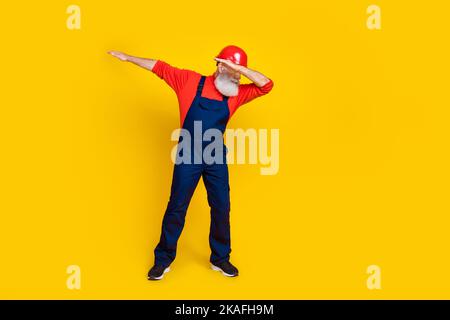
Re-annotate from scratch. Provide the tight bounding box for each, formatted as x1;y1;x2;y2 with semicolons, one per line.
215;57;271;87
108;51;157;71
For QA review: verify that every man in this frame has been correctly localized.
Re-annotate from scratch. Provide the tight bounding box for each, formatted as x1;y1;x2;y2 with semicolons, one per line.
108;45;274;280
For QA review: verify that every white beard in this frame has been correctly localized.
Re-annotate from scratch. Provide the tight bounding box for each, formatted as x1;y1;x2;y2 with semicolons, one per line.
214;73;239;97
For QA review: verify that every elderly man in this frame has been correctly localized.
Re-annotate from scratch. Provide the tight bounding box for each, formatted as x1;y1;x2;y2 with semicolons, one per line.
108;46;274;280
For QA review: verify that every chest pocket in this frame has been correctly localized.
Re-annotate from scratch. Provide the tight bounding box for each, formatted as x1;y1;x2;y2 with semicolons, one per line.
198;98;224;111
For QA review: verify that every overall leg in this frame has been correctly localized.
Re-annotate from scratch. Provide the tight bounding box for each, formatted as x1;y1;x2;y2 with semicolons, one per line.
154;163;202;267
202;162;231;264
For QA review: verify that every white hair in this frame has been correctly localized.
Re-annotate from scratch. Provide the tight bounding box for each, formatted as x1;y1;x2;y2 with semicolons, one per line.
214;72;239;97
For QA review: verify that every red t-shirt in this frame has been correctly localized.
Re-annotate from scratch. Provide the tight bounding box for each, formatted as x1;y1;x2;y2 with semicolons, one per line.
151;60;274;127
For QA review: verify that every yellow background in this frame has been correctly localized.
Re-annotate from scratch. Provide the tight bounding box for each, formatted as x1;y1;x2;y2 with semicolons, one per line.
1;0;449;299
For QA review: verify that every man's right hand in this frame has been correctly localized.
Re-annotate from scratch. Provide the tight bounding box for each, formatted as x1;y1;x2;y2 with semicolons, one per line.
108;51;157;71
108;51;129;61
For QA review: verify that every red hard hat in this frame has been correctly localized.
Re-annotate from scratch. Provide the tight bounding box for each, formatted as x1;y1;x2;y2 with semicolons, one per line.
216;45;248;68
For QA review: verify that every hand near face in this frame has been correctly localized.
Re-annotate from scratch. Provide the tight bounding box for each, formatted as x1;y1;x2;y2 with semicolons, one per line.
214;58;244;73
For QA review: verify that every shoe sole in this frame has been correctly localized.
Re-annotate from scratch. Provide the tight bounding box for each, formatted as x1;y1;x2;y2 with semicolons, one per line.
148;266;170;280
211;264;238;277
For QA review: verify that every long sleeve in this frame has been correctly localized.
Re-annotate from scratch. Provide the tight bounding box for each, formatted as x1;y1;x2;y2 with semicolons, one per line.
151;60;196;95
235;79;274;108
227;79;274;118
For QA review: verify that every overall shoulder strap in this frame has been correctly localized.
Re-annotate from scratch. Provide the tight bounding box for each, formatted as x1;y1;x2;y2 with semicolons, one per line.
196;76;206;97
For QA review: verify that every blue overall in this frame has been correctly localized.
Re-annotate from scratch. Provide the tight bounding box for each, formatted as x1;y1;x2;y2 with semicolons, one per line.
154;76;231;267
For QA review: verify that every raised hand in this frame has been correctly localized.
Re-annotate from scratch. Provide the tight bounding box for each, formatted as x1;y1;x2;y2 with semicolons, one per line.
108;51;129;61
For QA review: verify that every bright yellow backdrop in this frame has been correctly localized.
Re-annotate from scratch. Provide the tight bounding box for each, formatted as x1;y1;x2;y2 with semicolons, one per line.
1;0;449;299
